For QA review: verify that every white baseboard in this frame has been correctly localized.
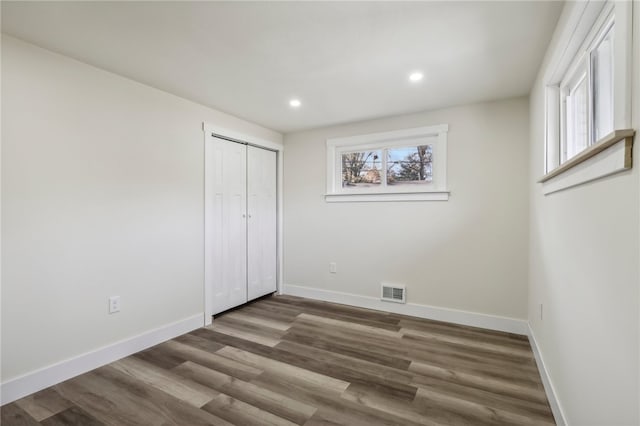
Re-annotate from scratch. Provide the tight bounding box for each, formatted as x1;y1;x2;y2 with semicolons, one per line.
527;325;567;426
282;284;528;335
0;313;203;405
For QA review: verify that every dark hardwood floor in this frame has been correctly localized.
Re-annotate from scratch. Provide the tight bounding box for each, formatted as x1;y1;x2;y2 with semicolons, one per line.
1;295;555;425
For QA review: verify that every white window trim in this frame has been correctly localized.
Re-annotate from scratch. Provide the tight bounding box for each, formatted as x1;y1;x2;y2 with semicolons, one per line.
325;124;449;202
541;0;634;194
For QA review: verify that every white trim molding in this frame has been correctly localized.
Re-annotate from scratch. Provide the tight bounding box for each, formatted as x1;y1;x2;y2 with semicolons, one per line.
528;325;568;426
540;130;634;194
283;284;528;335
0;314;203;406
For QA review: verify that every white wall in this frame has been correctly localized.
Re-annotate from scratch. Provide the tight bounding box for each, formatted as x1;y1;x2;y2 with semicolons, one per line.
283;97;530;321
1;36;281;383
528;3;640;425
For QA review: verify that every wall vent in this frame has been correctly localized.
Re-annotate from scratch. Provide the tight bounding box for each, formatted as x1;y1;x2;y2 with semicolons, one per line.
381;283;406;304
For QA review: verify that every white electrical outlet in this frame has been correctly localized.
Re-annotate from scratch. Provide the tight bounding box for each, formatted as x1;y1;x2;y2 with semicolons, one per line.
109;296;121;314
329;262;337;274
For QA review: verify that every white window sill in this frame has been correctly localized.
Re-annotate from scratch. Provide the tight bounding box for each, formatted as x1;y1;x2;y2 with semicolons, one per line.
325;191;449;203
539;129;635;195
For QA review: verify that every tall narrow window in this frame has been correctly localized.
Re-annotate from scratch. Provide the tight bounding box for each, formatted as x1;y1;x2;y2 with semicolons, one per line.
558;13;616;165
563;69;589;162
591;24;614;141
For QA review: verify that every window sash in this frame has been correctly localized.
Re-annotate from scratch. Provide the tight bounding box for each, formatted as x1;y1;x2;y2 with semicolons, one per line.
562;68;589;162
339;145;433;190
591;22;615;142
335;137;437;194
558;12;615;165
341;150;382;187
386;145;433;185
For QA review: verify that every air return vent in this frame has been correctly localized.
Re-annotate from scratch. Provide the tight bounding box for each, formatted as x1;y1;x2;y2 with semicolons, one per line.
381;283;406;303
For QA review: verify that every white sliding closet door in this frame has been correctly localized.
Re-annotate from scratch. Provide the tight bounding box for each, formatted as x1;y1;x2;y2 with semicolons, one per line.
210;137;247;315
247;146;277;300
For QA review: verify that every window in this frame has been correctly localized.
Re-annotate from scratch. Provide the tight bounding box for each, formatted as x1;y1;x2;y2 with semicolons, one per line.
591;23;614;141
561;66;589;162
340;146;433;188
559;14;614;163
541;1;634;194
326;124;448;202
386;145;433;185
341;150;382;187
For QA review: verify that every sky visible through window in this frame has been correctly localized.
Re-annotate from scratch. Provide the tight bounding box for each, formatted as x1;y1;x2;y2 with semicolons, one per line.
387;145;432;184
387;147;417;162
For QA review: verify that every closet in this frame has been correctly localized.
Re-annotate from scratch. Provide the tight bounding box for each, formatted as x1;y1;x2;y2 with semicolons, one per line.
207;136;277;315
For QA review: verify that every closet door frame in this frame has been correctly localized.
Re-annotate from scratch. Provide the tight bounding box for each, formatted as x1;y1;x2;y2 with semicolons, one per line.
203;123;284;326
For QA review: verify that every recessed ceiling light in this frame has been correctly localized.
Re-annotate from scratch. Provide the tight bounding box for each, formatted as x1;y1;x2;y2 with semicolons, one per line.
409;72;424;82
289;99;301;108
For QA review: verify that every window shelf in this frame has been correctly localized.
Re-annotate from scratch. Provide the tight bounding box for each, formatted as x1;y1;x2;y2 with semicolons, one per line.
538;129;635;194
325;191;450;203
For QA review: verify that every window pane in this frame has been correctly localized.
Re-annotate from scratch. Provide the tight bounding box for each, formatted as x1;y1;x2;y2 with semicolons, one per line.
565;73;589;161
387;145;433;185
341;150;382;187
592;25;614;141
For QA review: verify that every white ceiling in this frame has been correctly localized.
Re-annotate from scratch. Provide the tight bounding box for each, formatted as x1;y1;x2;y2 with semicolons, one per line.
1;1;562;133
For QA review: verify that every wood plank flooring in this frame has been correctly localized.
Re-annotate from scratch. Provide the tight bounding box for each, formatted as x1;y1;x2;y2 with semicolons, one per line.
2;295;555;425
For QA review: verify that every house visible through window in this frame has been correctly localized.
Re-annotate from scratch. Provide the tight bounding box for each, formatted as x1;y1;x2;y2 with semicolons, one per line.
342;150;382;187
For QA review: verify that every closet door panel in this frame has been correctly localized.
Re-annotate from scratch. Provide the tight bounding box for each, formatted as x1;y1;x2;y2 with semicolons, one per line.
211;138;247;314
247;146;277;300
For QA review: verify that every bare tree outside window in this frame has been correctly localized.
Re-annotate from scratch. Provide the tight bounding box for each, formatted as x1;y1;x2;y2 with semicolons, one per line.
342;150;382;187
387;145;433;184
